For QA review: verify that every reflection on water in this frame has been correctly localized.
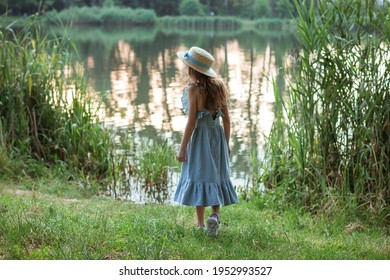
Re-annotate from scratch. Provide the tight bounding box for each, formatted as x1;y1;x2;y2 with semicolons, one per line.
71;26;295;202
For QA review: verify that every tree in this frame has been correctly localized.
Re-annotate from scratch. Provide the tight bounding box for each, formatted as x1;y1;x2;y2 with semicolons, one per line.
253;0;271;17
103;0;115;7
230;0;255;18
274;0;293;18
179;0;203;16
119;0;179;16
150;0;180;16
1;0;29;15
199;0;224;15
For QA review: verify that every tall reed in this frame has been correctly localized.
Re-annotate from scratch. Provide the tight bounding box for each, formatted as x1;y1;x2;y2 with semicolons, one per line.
0;16;113;179
135;140;180;201
259;0;389;220
105;137;180;203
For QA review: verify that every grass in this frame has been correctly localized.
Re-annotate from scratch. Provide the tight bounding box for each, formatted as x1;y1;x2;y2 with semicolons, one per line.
0;180;389;260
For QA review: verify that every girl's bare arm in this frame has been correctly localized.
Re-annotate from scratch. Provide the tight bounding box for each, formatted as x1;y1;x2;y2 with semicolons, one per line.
177;87;198;162
221;104;231;155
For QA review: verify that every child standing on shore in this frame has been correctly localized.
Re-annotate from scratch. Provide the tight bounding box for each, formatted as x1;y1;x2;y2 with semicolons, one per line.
174;46;238;236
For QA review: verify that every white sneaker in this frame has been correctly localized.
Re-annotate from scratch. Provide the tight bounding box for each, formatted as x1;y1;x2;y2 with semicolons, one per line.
206;214;220;237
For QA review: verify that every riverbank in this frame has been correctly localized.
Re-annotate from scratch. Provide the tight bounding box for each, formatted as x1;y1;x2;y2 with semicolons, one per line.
0;179;388;260
0;12;292;32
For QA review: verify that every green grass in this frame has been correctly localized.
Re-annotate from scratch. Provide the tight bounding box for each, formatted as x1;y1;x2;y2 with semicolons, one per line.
0;181;388;260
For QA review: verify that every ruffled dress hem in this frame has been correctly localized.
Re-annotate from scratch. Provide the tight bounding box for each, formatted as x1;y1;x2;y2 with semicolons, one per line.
174;179;238;207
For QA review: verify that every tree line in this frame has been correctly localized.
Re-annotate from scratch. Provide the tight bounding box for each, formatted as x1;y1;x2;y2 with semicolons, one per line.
1;0;309;19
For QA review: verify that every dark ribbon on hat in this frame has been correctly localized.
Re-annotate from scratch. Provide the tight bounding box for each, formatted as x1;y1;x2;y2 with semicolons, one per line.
184;51;211;71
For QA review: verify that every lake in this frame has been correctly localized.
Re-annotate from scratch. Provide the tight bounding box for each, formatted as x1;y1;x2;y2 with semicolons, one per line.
67;25;296;203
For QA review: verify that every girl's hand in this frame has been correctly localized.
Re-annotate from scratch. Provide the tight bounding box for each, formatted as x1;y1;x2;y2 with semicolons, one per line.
176;149;187;162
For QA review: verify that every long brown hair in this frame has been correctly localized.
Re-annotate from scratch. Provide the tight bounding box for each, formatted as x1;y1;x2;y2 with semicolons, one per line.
188;67;229;110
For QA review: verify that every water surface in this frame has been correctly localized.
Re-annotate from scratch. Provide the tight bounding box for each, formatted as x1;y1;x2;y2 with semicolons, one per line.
70;26;296;202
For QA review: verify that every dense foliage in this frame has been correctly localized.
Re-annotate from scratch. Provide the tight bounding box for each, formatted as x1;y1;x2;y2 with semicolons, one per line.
179;0;204;16
1;0;302;18
48;6;157;25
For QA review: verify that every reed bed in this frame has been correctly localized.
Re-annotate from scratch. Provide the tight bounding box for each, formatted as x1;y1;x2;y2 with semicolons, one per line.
136;141;179;190
0;17;113;179
258;0;389;222
106;136;180;203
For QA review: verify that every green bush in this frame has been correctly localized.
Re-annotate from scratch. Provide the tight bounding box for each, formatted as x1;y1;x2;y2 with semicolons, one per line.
132;8;157;25
179;0;204;16
159;16;242;30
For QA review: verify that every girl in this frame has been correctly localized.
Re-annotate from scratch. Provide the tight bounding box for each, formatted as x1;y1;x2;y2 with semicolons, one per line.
174;46;238;236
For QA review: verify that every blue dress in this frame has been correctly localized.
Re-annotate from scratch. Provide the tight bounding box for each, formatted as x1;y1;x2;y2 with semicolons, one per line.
174;86;238;207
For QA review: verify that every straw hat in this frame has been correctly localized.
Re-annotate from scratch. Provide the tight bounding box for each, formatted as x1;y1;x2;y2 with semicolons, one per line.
177;46;217;77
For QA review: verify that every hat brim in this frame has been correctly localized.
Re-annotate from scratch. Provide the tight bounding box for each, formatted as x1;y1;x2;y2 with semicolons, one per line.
177;51;217;78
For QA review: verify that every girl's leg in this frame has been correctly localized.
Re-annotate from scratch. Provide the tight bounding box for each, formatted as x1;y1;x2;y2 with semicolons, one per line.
195;206;205;227
211;205;220;216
